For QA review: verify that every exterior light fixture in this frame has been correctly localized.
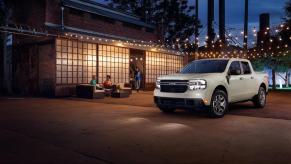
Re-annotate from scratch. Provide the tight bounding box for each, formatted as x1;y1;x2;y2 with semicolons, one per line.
116;43;123;47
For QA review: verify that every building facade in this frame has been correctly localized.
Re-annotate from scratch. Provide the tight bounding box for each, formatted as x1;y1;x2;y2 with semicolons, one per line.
3;0;186;96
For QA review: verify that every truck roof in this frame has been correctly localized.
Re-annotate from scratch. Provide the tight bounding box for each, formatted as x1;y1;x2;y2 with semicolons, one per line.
196;58;250;62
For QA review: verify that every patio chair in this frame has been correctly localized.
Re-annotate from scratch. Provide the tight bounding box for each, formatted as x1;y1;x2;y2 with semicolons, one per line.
76;84;105;99
117;83;132;95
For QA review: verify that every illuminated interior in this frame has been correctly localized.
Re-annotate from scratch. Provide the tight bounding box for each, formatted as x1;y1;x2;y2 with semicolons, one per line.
146;51;184;83
56;38;184;86
98;45;129;84
56;39;97;84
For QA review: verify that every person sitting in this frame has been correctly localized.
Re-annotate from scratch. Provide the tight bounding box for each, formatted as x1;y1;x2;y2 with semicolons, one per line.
90;75;97;86
103;75;113;89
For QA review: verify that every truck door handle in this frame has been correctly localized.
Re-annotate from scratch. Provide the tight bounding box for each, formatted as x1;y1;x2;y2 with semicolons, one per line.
251;76;254;79
240;77;244;80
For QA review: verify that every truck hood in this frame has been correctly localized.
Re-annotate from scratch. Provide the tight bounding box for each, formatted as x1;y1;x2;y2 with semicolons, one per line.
158;73;222;81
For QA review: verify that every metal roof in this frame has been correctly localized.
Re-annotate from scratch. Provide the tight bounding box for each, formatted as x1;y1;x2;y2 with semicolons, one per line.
62;0;155;29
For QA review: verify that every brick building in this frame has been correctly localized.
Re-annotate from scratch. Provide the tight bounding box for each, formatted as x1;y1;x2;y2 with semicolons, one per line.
2;0;186;96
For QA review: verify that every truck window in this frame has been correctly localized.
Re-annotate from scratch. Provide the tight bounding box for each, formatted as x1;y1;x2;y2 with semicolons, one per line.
229;61;241;75
241;62;251;74
181;60;229;74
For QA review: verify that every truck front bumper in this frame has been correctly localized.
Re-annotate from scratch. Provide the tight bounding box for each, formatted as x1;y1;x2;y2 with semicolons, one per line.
154;96;208;109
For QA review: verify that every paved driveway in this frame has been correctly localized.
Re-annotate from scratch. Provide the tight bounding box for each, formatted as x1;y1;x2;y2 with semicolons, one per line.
69;91;291;120
0;92;291;164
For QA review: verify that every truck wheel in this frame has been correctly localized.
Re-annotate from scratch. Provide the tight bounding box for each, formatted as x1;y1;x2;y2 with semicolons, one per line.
252;87;266;108
158;106;176;113
209;90;228;118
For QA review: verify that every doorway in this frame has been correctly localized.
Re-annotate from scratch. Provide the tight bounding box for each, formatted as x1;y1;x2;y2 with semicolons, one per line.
129;49;145;90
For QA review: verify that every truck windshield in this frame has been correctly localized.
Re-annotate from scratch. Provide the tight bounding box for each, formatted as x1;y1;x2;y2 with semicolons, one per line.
181;60;229;74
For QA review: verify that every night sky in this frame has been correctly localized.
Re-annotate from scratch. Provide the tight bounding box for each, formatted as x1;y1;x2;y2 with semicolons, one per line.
95;0;287;44
196;0;287;37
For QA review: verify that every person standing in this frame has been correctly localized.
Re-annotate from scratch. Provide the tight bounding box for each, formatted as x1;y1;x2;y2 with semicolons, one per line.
135;68;141;92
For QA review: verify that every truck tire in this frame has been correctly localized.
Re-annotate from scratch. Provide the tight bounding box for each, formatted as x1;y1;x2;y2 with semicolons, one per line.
252;87;266;108
209;90;228;118
158;106;176;113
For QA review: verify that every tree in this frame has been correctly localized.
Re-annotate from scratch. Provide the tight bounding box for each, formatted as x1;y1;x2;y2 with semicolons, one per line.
279;0;291;87
280;0;291;46
153;0;200;50
262;55;291;89
106;0;201;51
258;1;291;89
251;59;265;72
106;0;154;22
285;0;291;22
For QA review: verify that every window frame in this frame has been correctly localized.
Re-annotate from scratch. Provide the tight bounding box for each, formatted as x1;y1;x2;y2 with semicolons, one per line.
241;61;252;75
56;38;97;85
145;51;184;83
97;45;129;84
228;61;242;75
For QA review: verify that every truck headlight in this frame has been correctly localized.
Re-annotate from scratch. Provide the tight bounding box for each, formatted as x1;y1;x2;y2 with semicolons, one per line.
188;80;207;90
156;80;161;89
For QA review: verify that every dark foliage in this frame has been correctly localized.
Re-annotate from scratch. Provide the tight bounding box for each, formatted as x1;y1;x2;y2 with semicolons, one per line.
106;0;201;51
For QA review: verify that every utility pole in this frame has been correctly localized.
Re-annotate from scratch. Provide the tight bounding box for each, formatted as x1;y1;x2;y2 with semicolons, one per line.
194;0;199;60
219;0;226;45
243;0;249;51
207;0;215;46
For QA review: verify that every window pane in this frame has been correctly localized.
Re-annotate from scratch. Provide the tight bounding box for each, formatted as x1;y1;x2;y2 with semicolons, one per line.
55;39;97;85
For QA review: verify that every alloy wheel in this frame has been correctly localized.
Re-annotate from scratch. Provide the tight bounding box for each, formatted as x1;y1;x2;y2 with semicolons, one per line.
212;94;226;115
259;88;266;106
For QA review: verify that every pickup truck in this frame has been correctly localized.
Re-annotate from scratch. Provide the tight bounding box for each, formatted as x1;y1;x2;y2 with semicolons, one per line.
154;58;269;118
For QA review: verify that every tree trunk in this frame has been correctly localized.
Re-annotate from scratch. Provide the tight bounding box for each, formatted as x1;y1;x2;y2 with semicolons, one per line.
286;72;289;88
272;69;276;90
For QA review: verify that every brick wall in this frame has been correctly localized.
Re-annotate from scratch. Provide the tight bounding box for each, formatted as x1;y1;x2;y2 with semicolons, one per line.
12;35;55;96
183;55;189;66
0;35;3;93
38;41;56;97
8;0;158;42
9;0;46;29
6;0;171;96
64;10;158;42
45;0;61;25
44;0;158;42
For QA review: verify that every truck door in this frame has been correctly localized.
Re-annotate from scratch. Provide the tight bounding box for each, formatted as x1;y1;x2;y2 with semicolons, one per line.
228;61;245;102
241;61;257;99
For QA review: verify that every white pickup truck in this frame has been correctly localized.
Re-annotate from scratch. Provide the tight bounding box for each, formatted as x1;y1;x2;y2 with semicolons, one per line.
154;58;269;118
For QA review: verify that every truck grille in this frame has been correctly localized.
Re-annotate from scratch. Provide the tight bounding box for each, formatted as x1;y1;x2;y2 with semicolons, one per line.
160;80;188;93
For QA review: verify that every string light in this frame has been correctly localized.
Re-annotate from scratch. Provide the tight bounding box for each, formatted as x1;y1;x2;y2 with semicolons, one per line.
2;22;291;60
